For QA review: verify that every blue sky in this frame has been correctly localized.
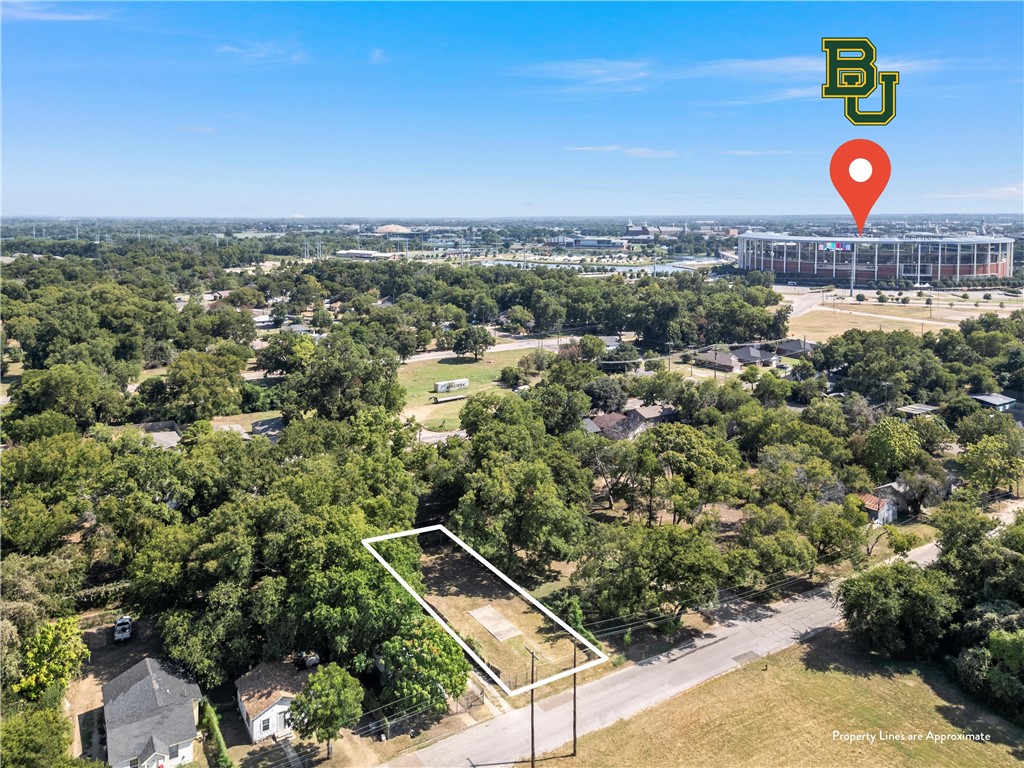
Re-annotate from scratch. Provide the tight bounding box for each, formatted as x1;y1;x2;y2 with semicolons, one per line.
3;1;1022;217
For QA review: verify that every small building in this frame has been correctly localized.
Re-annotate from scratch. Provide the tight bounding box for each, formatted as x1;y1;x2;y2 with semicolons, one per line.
131;421;183;450
775;338;817;358
733;346;780;367
236;662;311;744
695;350;741;373
875;480;912;514
857;493;897;525
596;335;622;351
970;393;1016;412
896;403;940;418
580;417;602;435
590;411;646;441
102;658;201;768
287;323;312;335
626;404;675;427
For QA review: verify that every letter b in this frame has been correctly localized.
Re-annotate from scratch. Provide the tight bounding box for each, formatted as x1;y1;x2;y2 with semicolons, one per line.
822;38;877;98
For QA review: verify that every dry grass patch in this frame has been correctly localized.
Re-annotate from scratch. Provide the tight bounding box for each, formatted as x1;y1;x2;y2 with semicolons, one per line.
540;627;1024;768
420;545;588;691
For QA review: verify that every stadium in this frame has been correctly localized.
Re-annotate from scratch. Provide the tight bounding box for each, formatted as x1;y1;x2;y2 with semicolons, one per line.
737;231;1014;285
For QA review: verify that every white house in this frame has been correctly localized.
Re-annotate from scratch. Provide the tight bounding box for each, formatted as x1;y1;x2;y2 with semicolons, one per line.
236;662;311;744
102;658;201;768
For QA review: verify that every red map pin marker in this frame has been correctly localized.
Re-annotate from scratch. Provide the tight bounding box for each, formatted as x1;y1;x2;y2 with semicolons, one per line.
830;139;891;235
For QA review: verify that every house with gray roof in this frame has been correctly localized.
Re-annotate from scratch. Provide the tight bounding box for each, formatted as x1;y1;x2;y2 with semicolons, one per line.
970;393;1016;412
102;658;201;768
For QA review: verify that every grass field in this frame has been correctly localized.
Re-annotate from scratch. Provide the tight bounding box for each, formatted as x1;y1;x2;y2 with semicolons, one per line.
788;307;943;341
399;347;537;430
540;627;1024;768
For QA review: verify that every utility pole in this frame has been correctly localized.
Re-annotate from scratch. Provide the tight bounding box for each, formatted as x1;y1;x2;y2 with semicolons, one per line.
530;649;537;768
572;643;578;756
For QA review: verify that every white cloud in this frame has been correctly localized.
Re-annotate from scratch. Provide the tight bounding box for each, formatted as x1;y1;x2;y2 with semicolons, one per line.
567;145;678;158
925;183;1023;199
179;125;216;135
216;41;307;65
713;87;820;106
723;150;798;156
2;3;108;21
370;48;388;65
518;59;652;91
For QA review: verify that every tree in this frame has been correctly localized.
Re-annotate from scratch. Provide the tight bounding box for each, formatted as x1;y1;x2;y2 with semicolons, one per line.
803;495;869;569
379;616;469;721
9;362;124;429
284;336;404;420
501;305;534;333
583;376;626;413
12;618;89;700
837;560;958;658
1;494;79;557
577;334;607;362
290;663;364;759
163;350;244;422
0;705;93;768
452;326;495;360
863;417;922;480
452;459;583;576
961;434;1024;493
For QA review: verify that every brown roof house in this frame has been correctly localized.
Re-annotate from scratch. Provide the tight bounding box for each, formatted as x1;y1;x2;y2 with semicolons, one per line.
236;662;311;744
857;493;897;525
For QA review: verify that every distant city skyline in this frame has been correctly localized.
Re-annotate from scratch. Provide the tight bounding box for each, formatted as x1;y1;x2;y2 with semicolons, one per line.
3;2;1022;217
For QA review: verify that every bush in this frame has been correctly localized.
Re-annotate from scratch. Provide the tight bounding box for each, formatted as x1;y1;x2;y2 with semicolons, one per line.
200;699;235;768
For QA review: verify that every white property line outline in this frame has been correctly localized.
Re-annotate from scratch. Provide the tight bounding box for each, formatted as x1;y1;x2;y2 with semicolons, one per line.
362;524;608;697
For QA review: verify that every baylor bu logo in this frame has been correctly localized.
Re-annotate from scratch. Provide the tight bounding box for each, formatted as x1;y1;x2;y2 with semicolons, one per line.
822;38;899;125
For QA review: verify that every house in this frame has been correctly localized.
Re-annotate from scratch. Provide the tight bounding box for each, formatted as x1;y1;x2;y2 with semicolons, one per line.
596;335;622;351
102;658;201;768
626;404;675;427
236;662;311;744
580;417;602;435
857;493;897;525
970;393;1016;412
694;350;741;373
775;338;817;358
590;411;646;441
733;346;780;367
287;323;312;335
874;480;912;514
130;421;182;450
896;403;940;418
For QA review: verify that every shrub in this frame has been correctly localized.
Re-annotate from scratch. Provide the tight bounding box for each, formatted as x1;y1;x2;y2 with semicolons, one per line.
200;699;235;768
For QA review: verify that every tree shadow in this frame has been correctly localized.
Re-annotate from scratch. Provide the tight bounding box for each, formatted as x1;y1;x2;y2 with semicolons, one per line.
799;627;900;679
934;702;1024;761
436;357;484;366
703;599;779;627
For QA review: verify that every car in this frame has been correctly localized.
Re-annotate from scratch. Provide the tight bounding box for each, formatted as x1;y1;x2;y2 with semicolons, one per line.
787;281;798;286
113;616;132;642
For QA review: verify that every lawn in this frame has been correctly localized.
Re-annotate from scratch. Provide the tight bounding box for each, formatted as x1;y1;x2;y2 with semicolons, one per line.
540;627;1024;768
399;347;537;430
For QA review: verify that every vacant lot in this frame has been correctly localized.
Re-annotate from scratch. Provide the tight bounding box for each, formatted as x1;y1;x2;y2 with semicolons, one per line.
788;307;942;341
541;628;1023;768
419;542;590;691
400;348;537;430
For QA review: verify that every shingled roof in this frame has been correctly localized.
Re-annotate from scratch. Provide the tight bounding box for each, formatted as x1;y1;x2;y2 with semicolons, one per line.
236;662;311;721
102;658;200;766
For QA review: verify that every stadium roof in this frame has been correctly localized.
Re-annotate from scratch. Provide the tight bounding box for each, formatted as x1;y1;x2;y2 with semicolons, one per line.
739;231;1014;245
